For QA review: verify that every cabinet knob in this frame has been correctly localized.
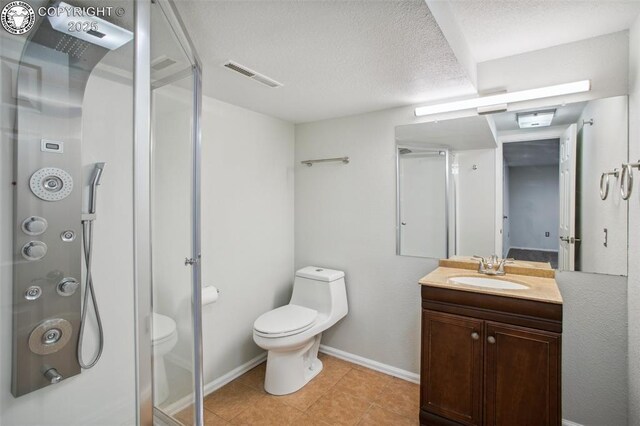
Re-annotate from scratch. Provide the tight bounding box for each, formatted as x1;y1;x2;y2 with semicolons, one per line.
471;332;479;340
487;336;496;344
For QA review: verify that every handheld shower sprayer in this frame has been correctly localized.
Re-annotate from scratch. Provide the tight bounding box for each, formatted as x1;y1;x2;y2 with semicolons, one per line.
78;162;106;369
88;162;105;215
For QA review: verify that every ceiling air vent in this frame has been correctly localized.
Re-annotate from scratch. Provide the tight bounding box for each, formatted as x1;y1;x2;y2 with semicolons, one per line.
152;56;177;71
223;61;283;88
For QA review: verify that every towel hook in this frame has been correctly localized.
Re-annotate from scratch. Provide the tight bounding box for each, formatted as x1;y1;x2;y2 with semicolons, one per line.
621;163;635;200
600;169;619;200
600;169;618;200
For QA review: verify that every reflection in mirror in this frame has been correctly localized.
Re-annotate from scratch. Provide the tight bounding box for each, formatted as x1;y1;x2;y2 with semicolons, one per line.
395;95;628;276
502;139;560;268
396;147;449;258
396;115;497;259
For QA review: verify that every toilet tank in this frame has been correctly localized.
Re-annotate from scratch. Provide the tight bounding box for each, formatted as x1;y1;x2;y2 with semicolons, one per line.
290;267;348;318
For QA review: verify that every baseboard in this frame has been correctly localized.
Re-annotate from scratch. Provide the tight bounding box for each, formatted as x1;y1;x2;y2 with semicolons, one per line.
562;420;584;426
318;344;420;384
163;351;267;415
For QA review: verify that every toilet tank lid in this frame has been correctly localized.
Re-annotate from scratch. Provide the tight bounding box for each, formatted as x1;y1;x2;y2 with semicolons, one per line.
296;266;344;282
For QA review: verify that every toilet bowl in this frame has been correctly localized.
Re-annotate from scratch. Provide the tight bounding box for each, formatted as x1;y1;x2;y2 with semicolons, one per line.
253;266;348;395
152;312;178;405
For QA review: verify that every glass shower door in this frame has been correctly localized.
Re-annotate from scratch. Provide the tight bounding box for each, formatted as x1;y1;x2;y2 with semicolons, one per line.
150;1;203;425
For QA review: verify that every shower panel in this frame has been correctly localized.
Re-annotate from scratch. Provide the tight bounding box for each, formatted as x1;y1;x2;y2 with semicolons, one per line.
12;7;132;397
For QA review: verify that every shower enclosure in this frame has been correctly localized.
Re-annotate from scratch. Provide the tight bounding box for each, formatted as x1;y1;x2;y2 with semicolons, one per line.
0;0;203;424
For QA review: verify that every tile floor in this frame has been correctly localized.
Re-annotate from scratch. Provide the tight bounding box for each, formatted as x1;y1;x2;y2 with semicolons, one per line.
174;353;420;425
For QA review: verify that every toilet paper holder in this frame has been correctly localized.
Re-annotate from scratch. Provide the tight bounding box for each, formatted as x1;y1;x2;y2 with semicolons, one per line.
201;285;219;306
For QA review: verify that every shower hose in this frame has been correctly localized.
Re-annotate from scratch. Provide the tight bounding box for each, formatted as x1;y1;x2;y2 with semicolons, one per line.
77;218;104;369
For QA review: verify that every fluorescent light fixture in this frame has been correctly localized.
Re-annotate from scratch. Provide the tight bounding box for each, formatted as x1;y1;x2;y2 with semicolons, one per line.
49;2;133;51
414;80;590;117
477;104;507;115
517;109;556;128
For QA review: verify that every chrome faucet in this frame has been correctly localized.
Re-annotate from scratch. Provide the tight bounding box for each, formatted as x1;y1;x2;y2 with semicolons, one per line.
473;255;514;276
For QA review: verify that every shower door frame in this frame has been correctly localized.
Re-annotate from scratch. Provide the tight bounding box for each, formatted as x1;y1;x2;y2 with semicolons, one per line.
134;0;204;425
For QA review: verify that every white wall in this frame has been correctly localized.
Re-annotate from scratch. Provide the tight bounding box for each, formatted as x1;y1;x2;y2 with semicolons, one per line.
576;96;628;276
295;110;438;373
454;149;495;256
508;166;559;252
0;53;137;424
557;271;628;426
627;14;640;426
200;97;295;385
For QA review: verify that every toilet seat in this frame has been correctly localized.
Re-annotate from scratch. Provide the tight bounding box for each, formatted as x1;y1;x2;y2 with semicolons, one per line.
254;304;317;338
153;313;177;344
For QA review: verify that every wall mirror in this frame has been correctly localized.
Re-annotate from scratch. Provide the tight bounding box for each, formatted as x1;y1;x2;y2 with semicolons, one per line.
395;95;628;276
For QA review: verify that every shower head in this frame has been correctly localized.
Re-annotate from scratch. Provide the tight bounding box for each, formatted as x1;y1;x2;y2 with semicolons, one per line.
88;162;105;214
398;148;412;155
25;1;132;78
48;2;133;51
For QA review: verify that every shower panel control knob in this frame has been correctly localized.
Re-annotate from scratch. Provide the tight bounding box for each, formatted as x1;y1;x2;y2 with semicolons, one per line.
21;216;48;236
24;286;42;301
43;368;62;384
57;278;79;297
60;230;75;242
22;241;47;261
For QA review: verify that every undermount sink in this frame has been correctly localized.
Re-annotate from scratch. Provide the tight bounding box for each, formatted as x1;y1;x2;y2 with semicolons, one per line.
448;276;529;290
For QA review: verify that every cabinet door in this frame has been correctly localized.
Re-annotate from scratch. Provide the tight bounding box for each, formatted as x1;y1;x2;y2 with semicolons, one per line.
422;310;483;425
484;322;561;426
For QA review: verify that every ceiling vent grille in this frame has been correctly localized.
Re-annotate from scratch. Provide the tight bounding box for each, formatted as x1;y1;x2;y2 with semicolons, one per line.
152;56;177;71
223;61;283;88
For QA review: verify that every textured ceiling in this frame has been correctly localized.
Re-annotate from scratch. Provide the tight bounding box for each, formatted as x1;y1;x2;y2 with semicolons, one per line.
174;0;476;123
448;0;640;63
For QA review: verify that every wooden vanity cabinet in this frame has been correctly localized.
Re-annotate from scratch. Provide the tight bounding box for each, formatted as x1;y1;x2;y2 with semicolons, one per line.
420;286;562;426
484;322;560;426
422;311;483;425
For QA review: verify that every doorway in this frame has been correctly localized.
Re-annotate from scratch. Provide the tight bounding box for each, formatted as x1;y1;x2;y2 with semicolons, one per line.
502;139;560;268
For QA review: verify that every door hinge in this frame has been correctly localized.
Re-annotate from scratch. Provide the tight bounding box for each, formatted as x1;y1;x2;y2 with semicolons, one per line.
184;257;199;266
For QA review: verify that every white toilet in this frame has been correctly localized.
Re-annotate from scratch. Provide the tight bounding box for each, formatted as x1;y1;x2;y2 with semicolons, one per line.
152;312;178;405
253;266;348;395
